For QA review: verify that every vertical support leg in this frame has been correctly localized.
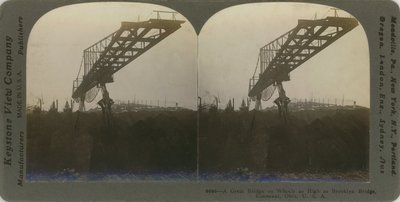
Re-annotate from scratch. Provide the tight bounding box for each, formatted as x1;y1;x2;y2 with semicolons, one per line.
97;83;114;127
274;82;290;123
90;83;115;172
254;93;262;111
78;95;85;112
274;98;282;116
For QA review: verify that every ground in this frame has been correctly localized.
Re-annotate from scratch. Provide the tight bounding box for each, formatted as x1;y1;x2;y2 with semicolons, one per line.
27;107;369;182
27;110;197;176
199;108;369;181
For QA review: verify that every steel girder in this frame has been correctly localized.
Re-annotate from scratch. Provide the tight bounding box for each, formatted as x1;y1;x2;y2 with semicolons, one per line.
72;19;184;100
248;17;358;97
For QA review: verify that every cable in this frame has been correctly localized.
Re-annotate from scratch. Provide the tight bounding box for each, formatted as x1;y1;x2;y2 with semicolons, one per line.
252;55;260;78
76;56;84;80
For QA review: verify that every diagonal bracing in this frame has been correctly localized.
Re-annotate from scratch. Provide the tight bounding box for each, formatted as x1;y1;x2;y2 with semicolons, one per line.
248;16;359;98
72;17;184;101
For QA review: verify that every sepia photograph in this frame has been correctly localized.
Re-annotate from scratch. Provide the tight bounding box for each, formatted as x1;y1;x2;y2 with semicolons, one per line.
26;2;370;183
1;0;400;200
198;3;370;182
26;2;198;181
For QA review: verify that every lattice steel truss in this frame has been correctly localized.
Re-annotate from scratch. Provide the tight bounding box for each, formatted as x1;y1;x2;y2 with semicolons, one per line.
248;16;358;97
72;17;184;101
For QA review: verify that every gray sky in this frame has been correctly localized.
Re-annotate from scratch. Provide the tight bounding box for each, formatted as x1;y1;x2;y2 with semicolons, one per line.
27;2;369;111
27;3;197;110
199;3;370;108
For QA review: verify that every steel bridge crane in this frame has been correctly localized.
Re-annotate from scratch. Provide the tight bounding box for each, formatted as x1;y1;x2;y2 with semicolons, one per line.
248;15;359;122
72;11;184;125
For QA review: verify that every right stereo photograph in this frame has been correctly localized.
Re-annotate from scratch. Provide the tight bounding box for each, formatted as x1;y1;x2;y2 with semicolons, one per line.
198;3;369;182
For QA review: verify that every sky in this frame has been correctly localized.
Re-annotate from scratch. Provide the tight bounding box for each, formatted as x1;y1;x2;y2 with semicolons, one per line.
27;2;370;111
27;2;197;110
199;3;370;108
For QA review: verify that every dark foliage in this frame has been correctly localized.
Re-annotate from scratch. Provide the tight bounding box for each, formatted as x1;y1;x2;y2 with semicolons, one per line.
27;111;197;174
27;108;369;178
199;108;369;174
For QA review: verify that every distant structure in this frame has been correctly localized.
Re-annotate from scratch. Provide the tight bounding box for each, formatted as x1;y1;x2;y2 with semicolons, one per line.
198;97;203;112
225;99;234;112
26;97;44;114
248;12;359;122
48;99;58;113
87;99;187;113
71;11;184;125
63;100;72;113
239;98;250;112
263;97;361;112
198;95;220;112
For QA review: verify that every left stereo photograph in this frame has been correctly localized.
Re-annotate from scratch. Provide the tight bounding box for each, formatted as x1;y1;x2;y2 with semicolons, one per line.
26;2;198;181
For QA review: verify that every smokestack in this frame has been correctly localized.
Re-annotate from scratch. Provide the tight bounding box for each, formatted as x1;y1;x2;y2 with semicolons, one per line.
198;97;202;111
342;94;344;106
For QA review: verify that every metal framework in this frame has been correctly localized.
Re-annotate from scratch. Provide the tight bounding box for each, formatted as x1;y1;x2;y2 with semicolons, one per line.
248;16;358;119
72;12;184;125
